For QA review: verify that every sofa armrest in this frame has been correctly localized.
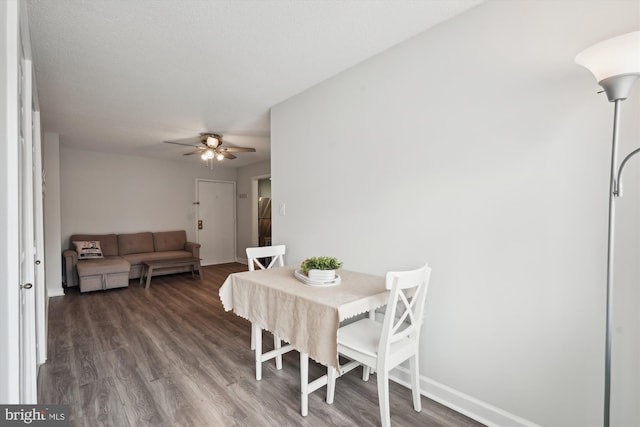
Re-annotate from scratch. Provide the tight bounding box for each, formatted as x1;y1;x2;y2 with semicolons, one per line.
185;241;201;258
62;249;79;287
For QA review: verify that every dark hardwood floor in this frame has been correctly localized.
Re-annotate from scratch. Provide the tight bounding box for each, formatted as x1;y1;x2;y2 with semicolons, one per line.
38;263;483;427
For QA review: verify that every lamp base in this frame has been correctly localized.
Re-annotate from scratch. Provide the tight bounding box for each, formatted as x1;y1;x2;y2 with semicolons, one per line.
600;74;640;102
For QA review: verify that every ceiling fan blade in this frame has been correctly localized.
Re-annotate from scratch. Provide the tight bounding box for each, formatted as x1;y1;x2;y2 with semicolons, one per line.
165;134;253;162
221;146;256;153
220;151;237;159
164;140;200;148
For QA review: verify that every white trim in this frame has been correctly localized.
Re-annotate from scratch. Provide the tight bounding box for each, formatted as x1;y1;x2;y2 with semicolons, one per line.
17;0;31;61
1;0;21;404
193;179;198;245
236;257;248;265
32;110;46;366
390;366;539;427
19;55;37;404
42;132;63;297
47;288;65;298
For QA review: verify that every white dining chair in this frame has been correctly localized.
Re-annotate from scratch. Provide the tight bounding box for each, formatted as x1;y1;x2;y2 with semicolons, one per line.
326;263;432;427
246;245;288;379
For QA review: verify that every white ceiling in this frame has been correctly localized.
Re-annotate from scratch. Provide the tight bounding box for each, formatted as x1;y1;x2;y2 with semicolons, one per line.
26;0;483;168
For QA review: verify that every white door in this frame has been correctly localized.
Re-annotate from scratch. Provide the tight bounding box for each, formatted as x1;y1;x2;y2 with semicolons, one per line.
18;56;37;403
196;180;236;265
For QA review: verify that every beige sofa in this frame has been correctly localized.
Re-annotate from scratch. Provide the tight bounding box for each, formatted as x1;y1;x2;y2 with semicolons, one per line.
63;230;200;292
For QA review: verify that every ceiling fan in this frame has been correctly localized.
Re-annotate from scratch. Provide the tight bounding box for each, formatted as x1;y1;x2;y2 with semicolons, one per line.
164;132;256;163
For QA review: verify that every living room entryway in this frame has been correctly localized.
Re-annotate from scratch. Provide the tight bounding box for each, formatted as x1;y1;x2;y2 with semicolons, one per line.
196;179;236;265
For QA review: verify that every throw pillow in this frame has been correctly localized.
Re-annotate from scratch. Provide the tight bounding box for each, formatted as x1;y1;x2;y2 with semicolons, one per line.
73;240;104;260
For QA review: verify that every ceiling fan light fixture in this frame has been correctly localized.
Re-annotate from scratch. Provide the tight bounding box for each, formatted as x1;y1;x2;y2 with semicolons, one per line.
164;132;254;163
206;136;220;148
202;149;215;160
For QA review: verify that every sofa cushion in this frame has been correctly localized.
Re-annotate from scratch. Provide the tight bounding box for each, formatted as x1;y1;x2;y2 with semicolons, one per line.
118;232;154;255
153;230;187;252
121;250;193;265
76;256;130;276
73;240;104;260
69;234;118;256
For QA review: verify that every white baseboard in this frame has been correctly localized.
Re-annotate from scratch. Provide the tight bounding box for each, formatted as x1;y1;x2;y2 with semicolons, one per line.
390;366;539;427
236;257;248;265
47;286;65;298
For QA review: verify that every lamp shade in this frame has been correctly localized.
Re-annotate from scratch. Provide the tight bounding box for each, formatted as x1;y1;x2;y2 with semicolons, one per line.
576;31;640;81
575;30;640;101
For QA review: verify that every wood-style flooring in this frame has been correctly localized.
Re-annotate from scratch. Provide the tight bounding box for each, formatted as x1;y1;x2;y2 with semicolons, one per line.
38;263;484;427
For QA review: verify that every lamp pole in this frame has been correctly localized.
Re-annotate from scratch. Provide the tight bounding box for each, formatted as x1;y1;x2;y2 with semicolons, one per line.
603;97;640;427
575;30;640;427
603;99;620;427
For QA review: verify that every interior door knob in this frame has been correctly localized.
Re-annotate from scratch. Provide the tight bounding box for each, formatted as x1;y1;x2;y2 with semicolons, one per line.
35;260;41;265
21;283;33;289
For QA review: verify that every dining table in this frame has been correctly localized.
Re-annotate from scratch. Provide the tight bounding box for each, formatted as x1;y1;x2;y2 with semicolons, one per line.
219;265;388;416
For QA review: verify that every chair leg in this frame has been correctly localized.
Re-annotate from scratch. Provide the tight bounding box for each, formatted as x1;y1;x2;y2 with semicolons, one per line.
326;366;337;404
365;308;376;380
253;323;262;381
250;325;255;350
377;368;391;427
410;354;421;412
362;366;370;381
300;352;309;416
274;335;283;369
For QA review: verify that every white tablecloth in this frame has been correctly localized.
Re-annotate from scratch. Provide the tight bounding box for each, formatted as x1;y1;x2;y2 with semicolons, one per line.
219;266;387;369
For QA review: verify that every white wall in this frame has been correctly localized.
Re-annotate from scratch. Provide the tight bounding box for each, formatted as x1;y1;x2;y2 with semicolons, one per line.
235;160;270;260
271;1;640;426
43;132;63;296
60;147;237;250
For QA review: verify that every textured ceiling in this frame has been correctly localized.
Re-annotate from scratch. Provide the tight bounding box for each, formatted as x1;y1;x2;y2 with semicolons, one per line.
26;0;483;168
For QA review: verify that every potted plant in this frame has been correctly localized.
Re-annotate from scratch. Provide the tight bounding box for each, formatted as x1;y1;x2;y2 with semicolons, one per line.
300;256;343;281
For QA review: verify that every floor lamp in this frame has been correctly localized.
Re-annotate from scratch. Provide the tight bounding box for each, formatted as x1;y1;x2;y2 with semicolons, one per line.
575;30;640;427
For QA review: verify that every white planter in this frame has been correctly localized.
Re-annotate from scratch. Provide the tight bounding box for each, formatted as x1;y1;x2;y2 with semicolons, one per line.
308;269;336;281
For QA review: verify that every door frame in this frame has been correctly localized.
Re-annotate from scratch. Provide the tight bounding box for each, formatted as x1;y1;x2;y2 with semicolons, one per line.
1;0;22;404
19;55;37;403
251;174;271;247
32;110;46;366
194;178;237;264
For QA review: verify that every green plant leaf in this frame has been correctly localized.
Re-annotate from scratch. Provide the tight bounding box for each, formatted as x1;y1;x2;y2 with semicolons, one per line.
300;256;343;274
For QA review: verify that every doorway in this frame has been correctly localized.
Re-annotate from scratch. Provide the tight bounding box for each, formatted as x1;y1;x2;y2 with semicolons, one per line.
257;178;272;247
196;180;236;265
250;174;271;248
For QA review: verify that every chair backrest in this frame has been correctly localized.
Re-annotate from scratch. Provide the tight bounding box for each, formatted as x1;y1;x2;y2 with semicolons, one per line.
246;245;286;271
378;264;432;357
